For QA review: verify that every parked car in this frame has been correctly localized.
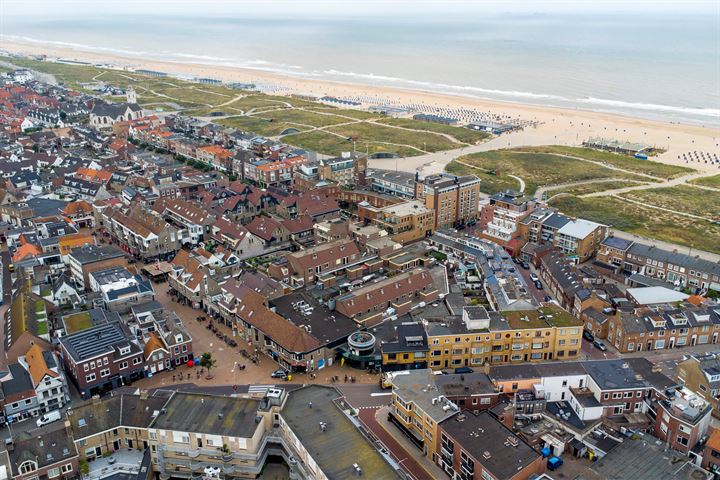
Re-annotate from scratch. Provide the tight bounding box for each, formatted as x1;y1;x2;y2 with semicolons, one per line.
535;281;544;290
454;367;474;374
271;369;288;379
583;330;595;342
543;295;553;302
36;410;62;428
593;339;607;351
521;261;529;270
530;273;539;282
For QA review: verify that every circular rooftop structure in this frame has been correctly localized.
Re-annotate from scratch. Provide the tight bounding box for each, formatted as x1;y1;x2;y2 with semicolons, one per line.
348;331;376;356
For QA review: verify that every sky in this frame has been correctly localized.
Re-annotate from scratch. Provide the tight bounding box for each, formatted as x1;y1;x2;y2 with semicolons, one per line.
1;0;718;17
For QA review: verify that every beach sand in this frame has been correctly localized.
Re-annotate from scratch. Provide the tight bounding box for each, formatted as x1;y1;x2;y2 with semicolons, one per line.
3;39;719;174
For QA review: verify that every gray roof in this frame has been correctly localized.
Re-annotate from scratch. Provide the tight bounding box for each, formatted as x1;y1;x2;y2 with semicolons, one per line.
91;101;141;119
59;321;138;363
381;322;428;354
2;363;34;396
601;236;633;251
9;428;78;473
543;212;571;230
440;412;540;480
26;198;68;218
392;369;460;422
627;242;720;276
580;435;711;480
69;244;125;265
282;385;400;479
151;392;260;438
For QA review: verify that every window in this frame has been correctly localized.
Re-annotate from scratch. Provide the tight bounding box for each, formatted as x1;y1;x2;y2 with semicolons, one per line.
19;461;37;474
100;368;111;378
48;468;60;478
677;436;689;446
86;373;96;382
62;464;73;474
120;361;128;369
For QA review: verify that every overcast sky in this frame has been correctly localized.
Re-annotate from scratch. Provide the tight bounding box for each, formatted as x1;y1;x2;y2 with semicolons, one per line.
1;0;718;17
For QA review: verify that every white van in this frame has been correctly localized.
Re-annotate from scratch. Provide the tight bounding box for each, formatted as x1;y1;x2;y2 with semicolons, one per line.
36;410;62;428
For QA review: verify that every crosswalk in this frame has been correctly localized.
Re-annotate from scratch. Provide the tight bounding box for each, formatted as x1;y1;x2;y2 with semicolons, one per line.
247;385;274;395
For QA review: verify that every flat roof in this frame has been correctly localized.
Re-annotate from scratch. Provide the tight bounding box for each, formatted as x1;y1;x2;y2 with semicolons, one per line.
581;435;711;480
627;286;690;305
392;369;460;422
282;385;399;479
440;412;540;480
270;291;358;346
151;392;261;438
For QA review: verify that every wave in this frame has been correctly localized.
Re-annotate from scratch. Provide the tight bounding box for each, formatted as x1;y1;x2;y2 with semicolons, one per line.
4;34;717;122
1;34;152;58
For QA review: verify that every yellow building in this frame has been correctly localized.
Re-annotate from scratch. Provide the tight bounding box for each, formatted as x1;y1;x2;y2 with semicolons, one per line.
389;369;459;459
424;305;583;370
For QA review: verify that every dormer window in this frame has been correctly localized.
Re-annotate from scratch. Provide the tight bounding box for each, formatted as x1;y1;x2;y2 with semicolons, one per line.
119;346;131;356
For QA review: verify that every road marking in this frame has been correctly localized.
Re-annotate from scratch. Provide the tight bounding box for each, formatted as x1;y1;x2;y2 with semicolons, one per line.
370;392;392;397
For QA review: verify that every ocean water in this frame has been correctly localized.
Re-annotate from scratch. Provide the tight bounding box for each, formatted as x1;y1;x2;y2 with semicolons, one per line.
2;8;718;126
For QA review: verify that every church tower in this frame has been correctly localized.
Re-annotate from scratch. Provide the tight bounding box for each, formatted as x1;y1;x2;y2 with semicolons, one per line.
126;86;137;104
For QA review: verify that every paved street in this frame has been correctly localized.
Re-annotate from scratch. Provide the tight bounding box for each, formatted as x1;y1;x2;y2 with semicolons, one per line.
130;285;381;390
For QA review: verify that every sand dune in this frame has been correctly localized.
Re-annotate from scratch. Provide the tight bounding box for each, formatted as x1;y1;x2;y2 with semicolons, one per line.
3;39;718;173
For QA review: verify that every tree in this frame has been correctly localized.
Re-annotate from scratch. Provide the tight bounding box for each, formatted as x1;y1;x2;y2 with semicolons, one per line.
200;352;216;379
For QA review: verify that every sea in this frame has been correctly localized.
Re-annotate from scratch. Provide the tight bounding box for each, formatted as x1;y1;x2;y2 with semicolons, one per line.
2;6;718;126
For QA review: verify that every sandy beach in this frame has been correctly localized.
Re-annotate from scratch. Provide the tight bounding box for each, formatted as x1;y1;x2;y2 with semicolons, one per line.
3;39;719;173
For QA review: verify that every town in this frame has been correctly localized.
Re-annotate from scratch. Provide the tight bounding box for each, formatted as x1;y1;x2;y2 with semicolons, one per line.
0;61;718;480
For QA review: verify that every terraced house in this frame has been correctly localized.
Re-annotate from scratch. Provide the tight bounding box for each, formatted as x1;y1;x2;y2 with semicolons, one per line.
607;304;720;353
597;238;720;293
102;205;180;261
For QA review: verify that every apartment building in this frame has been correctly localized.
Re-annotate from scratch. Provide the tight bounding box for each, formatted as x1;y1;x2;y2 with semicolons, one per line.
380;322;429;371
358;199;435;244
518;210;606;262
422;305;583;370
335;268;439;326
540;251;586;313
419;173;481;229
367;169;418;199
148;392;277;479
479;190;533;254
390;369;460;458
596;238;720;293
438;412;545;480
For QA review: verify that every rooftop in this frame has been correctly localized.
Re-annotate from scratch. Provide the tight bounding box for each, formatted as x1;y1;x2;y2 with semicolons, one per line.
440;412;540;480
281;385;399;479
392;369;460;422
151;392;261;438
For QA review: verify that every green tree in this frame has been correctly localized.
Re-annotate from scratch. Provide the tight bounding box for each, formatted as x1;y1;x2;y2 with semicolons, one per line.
200;352;217;379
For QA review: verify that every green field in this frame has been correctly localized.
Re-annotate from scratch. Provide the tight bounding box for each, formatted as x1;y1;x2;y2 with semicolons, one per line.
327;122;458;154
216;116;302;137
619;185;720;221
281;131;356;156
544;180;644;198
453;149;649;196
255;109;351;128
378;117;491;144
550;195;720;254
690;174;720;189
445;160;521;194
514;146;694;179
